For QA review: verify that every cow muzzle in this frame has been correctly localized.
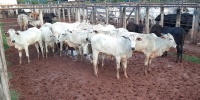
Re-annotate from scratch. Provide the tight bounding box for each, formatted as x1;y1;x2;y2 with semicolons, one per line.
131;48;135;50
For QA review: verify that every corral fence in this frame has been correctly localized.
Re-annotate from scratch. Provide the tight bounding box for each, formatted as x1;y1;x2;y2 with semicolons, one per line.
0;2;200;99
0;2;199;41
0;28;10;100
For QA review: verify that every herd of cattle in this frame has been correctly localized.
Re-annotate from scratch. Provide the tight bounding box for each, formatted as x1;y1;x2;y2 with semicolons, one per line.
5;9;186;79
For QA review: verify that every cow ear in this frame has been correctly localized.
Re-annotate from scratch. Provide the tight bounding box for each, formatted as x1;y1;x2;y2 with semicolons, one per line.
136;37;142;41
15;31;20;35
5;32;8;35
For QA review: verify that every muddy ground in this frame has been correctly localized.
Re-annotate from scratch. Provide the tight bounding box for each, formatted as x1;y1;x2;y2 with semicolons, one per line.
1;18;200;100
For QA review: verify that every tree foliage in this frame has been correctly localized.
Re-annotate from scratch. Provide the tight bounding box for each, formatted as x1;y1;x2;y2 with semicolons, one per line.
17;0;25;4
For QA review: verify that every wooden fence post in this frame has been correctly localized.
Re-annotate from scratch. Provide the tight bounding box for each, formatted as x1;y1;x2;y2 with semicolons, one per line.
160;7;164;26
135;5;139;24
122;7;126;28
145;7;149;34
77;8;81;22
62;6;65;21
119;7;123;27
58;5;61;20
106;6;109;25
0;28;11;100
92;7;96;24
176;8;181;27
67;8;71;23
84;8;87;21
190;5;200;44
53;8;56;16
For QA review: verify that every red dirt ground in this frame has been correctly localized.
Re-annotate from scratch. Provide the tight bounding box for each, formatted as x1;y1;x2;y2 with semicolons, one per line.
1;18;200;100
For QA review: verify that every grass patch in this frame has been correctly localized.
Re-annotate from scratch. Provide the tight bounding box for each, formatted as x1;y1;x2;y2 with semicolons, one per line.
10;89;20;100
182;54;200;64
0;23;18;99
169;52;200;64
8;71;13;79
0;23;9;50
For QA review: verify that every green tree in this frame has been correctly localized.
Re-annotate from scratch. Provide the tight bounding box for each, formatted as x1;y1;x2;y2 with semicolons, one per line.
17;0;25;4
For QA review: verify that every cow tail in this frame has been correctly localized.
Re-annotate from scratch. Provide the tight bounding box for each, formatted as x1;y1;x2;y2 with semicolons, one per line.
181;28;186;46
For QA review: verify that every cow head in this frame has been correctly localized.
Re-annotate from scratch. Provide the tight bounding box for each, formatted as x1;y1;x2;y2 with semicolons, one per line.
162;33;177;48
122;34;138;51
150;24;162;37
7;29;19;43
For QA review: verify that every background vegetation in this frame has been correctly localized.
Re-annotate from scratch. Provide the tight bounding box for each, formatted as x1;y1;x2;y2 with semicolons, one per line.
0;23;9;50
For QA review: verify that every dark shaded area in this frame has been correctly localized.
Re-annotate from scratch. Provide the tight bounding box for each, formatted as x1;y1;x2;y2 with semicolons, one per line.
43;12;57;23
155;13;193;32
126;22;144;33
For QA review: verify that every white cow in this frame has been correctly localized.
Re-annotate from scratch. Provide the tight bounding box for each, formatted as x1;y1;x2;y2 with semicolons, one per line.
83;28;129;66
7;27;44;64
28;10;44;27
90;33;139;79
51;21;92;57
17;14;29;31
58;28;94;61
132;33;176;75
40;23;55;58
50;22;75;56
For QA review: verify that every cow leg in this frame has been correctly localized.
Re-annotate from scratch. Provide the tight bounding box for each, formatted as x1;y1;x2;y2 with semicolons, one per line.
52;43;55;57
122;59;128;78
147;57;153;72
180;45;183;63
101;54;105;68
45;42;48;58
176;45;180;63
116;57;121;79
93;51;99;76
60;42;63;57
18;50;22;64
79;46;83;61
35;43;40;59
144;55;150;76
39;41;44;59
75;49;80;61
65;45;69;57
24;46;30;63
70;49;73;57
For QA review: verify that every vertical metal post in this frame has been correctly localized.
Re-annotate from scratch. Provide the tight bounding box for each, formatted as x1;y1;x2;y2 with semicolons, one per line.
145;7;149;34
135;5;139;24
62;6;65;21
122;7;126;28
160;7;164;27
0;28;11;100
191;6;200;44
106;6;109;25
68;8;71;23
176;8;181;27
